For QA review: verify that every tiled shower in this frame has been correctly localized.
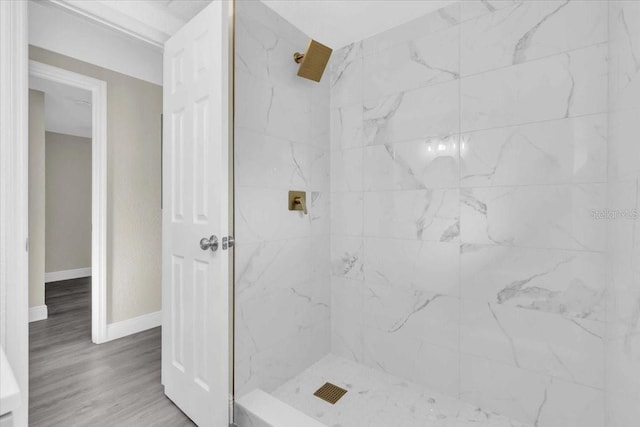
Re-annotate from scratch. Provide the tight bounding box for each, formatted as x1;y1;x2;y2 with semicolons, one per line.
234;1;640;426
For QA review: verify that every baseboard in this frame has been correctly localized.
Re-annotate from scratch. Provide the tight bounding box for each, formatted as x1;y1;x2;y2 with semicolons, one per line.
29;305;48;322
106;310;162;342
45;267;91;283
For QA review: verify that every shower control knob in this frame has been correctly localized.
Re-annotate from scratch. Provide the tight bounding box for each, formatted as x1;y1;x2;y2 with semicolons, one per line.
200;235;219;252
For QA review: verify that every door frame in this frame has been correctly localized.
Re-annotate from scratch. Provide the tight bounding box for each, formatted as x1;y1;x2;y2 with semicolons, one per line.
28;60;108;344
0;1;29;424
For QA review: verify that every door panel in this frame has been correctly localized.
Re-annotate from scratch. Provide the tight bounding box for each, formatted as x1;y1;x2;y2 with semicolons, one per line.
162;2;231;426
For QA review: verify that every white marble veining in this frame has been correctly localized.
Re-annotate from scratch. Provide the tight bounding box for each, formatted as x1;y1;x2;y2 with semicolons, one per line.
363;189;459;242
461;244;606;321
460;299;604;389
363;238;459;295
363;135;460;190
460;354;604;427
460;115;607;187
363;80;459;145
460;184;606;251
273;354;532;427
362;2;460;56
330;42;363;110
363;25;459;101
461;43;608;132
460;0;607;76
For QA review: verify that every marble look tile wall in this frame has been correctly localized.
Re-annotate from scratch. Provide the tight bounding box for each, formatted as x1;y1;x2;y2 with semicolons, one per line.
234;0;330;398
606;2;640;427
329;1;610;425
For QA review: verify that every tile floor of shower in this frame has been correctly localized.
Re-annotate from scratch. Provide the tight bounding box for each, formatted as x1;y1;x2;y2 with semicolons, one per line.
266;355;530;427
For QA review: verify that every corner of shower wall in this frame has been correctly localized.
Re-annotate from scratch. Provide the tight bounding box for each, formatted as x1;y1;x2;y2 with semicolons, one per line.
605;2;640;426
233;0;331;399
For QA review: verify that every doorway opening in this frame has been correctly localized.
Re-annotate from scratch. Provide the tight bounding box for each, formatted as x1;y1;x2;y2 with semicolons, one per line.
28;61;108;344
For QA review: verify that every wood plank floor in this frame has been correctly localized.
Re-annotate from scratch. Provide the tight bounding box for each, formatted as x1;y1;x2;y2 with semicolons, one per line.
29;278;195;426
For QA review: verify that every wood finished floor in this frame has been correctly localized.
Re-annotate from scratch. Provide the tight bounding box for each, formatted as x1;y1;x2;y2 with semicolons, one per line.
29;278;195;426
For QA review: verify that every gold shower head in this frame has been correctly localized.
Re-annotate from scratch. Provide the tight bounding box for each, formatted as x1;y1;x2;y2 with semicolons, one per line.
293;39;333;82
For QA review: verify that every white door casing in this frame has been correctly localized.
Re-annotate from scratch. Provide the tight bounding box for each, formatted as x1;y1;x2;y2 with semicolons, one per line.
162;2;231;426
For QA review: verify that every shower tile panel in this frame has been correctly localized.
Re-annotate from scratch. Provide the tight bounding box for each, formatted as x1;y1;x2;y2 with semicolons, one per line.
460;114;607;187
331;277;364;363
330;42;363;109
363;238;459;296
235;127;311;190
460;244;606;322
363;25;460;102
460;184;607;251
235;188;312;243
363;2;460;56
362;325;461;397
609;11;640;112
330;104;364;150
460;353;604;427
363;137;459;191
363;80;460;146
460;0;607;77
460;299;604;389
363;189;460;242
362;283;459;351
331;236;364;281
330;192;364;237
330;148;364;192
608;108;640;182
235;69;311;143
460;0;523;23
461;44;608;132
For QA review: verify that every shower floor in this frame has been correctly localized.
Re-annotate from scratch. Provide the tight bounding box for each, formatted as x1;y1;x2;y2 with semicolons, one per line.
272;354;532;427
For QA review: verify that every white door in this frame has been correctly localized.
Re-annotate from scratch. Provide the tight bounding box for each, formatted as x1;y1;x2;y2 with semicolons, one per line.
162;2;231;426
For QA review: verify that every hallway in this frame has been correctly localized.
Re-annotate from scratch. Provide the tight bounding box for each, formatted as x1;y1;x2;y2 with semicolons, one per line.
29;278;194;426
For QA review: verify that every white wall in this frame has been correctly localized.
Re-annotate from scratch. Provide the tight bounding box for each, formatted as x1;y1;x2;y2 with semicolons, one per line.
28;1;162;86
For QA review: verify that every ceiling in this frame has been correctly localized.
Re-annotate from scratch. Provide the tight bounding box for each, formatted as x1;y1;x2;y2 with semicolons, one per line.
43;0;457;50
29;76;92;139
261;0;457;49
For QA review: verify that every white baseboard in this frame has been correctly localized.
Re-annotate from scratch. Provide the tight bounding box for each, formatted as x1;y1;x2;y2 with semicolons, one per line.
29;305;48;322
106;310;161;342
45;267;91;283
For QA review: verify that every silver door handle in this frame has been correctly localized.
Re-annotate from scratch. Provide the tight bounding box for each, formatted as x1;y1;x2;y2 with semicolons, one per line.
199;235;219;251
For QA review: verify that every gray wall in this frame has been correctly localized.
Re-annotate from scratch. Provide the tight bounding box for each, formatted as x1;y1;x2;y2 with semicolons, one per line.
233;0;331;397
30;45;163;324
29;89;46;308
45;131;92;273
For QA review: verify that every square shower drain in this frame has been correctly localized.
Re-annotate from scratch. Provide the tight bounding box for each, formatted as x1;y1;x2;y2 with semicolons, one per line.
313;382;347;404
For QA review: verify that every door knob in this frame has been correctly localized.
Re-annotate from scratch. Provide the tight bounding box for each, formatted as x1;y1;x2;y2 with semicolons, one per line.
199;235;219;251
